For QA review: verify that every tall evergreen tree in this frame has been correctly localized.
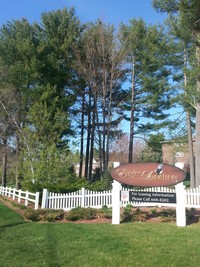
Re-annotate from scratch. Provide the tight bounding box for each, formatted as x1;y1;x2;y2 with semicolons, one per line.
0;18;40;187
120;19;173;162
152;0;200;186
163;13;196;187
0;64;17;186
0;8;82;186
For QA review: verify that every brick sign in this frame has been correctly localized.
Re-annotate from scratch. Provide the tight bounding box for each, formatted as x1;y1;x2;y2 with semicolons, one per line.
129;191;176;204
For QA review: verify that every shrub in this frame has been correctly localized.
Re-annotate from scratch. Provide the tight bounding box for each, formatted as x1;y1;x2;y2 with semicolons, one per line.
126;204;134;208
151;208;158;215
22;179;89;195
66;207;97;221
132;208;149;222
159;209;176;223
86;178;112;191
65;207;83;221
83;208;97;220
122;205;134;222
159;208;175;217
122;206;150;222
186;208;199;224
24;209;64;222
97;206;112;219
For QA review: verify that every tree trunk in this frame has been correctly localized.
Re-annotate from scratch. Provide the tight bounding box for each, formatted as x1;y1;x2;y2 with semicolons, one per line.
1;140;7;187
195;40;200;186
15;133;21;189
186;111;195;187
79;92;85;178
102;106;106;173
183;47;195;187
129;59;135;163
195;102;200;186
88;99;96;181
95;97;103;178
105;106;111;172
84;92;91;179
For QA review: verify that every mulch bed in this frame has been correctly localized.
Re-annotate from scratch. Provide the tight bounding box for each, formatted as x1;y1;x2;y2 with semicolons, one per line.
1;195;200;225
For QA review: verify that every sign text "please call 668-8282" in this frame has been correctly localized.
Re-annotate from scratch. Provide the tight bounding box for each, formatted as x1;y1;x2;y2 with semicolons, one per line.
128;191;176;203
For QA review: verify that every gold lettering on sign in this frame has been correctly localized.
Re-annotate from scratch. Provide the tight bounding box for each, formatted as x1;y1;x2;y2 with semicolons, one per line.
116;168;178;183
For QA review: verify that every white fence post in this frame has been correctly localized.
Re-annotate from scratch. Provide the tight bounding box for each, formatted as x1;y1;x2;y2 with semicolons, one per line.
35;192;40;210
5;187;8;196
112;180;121;225
25;190;28;206
175;182;186;227
12;188;15;200
81;187;85;208
41;189;48;209
18;189;21;203
8;187;11;197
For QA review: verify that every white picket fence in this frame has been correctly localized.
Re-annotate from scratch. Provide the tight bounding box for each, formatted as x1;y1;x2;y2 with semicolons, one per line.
0;186;40;210
185;186;200;207
1;185;200;212
41;188;112;210
41;185;200;211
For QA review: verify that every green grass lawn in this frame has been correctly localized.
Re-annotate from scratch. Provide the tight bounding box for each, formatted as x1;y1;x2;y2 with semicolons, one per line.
1;202;200;267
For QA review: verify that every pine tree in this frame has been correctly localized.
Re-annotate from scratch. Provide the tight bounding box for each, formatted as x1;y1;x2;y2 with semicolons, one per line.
152;0;200;186
120;19;173;162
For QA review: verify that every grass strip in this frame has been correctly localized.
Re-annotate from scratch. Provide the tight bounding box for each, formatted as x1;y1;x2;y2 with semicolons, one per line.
1;202;200;267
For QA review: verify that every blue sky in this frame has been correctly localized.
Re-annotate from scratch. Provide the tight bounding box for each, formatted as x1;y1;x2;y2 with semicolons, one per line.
0;0;166;27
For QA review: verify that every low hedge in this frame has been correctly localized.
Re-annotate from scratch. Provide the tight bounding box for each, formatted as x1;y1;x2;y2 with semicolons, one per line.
65;206;112;221
24;209;64;222
65;207;97;221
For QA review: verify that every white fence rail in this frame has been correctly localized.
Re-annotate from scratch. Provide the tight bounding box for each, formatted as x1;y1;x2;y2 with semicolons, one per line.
41;185;200;211
0;186;40;210
185;186;200;208
41;188;112;210
1;185;200;212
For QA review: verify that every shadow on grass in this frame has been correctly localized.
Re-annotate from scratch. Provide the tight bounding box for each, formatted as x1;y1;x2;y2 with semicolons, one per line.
0;201;26;230
0;221;27;230
43;224;62;267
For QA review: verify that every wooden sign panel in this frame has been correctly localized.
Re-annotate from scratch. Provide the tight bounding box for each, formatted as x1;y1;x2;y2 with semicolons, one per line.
110;163;186;187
